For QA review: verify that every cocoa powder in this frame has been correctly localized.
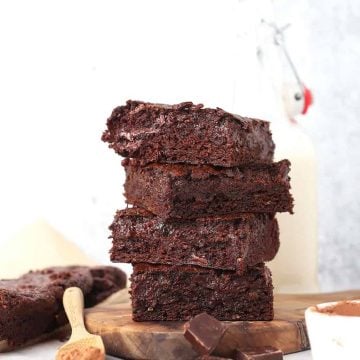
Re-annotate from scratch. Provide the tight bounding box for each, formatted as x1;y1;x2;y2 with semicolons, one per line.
317;301;360;316
59;347;104;360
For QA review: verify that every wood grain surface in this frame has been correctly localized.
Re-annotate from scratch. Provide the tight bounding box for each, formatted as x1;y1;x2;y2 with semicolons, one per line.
84;290;360;360
2;290;360;359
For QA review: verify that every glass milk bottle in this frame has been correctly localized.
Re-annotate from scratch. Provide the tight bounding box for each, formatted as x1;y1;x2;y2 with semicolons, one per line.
232;0;318;293
270;120;318;293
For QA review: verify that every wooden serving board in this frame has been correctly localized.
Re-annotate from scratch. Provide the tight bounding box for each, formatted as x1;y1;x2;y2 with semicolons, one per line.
84;290;360;360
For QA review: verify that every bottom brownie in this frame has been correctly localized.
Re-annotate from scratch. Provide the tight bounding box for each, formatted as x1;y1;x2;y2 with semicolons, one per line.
130;263;273;321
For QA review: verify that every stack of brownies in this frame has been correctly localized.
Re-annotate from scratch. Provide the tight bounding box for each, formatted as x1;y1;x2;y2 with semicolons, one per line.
102;100;293;321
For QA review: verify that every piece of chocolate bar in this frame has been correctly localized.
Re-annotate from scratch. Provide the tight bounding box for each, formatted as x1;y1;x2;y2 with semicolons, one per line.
184;313;227;355
236;347;283;360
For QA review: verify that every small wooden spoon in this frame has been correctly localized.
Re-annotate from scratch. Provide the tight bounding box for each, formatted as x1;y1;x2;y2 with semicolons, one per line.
56;287;105;360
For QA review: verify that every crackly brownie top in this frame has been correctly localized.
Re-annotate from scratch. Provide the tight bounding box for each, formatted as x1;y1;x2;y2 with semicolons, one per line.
0;266;128;310
0;267;93;301
102;100;275;168
103;100;270;136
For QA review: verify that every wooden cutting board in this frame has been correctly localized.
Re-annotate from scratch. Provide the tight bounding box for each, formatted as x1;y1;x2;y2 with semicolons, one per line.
84;290;360;360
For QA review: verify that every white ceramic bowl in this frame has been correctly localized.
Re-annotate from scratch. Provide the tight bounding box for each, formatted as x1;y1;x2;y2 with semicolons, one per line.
305;300;360;360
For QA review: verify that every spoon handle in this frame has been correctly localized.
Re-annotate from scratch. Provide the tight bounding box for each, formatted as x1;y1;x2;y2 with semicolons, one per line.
63;287;88;338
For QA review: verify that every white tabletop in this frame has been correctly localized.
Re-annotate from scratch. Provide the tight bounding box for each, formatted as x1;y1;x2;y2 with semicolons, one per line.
4;340;312;359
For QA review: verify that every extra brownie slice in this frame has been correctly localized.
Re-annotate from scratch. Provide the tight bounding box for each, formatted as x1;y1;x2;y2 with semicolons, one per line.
130;263;273;321
85;266;127;307
0;266;126;349
110;207;279;272
124;159;293;219
102;100;275;167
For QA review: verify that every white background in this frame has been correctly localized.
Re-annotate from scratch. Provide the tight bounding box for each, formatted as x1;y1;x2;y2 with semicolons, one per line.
0;0;359;292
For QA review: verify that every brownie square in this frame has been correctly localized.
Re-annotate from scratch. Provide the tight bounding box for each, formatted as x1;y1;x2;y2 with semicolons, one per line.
123;159;293;219
110;207;279;272
130;263;273;321
102;100;275;167
0;266;126;349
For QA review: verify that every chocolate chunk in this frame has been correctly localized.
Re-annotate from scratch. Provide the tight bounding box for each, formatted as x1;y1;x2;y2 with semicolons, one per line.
184;312;226;355
236;347;283;360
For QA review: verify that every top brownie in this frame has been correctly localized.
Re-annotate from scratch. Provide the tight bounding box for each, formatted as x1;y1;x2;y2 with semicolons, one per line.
102;100;275;167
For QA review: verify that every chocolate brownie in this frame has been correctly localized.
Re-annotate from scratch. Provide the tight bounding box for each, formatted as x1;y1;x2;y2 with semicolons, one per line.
0;266;126;349
124;159;293;219
102;100;275;167
110;208;279;272
85;266;127;307
130;263;273;321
